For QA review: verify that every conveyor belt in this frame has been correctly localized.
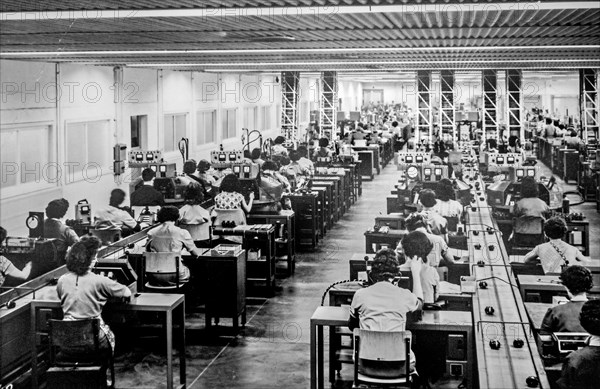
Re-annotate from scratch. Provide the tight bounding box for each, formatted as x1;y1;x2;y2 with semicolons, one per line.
466;167;550;389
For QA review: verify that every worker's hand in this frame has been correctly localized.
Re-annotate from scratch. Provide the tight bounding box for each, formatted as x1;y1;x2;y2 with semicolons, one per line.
249;192;255;200
409;256;422;274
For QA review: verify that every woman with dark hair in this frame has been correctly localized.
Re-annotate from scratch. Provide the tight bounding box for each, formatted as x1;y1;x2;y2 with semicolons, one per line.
95;189;139;236
178;186;211;247
507;135;521;153
272;136;288;156
348;247;423;332
557;299;600;389
146;206;201;285
399;231;439;304
57;235;131;353
514;176;549;219
524;217;588;273
540;265;593;335
44;198;79;263
433;179;463;218
250;148;265;167
0;226;32;287
313;137;334;160
418;189;448;238
214;174;254;213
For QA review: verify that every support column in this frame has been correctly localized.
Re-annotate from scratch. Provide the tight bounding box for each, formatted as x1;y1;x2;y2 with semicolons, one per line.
482;70;499;142
319;71;337;139
506;69;523;140
281;71;300;141
439;70;456;144
416;70;433;145
580;69;599;144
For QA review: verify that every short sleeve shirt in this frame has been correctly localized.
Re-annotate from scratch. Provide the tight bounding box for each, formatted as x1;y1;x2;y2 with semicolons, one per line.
433;200;463;218
350;281;420;332
214;191;245;210
0;256;14;287
147;222;196;253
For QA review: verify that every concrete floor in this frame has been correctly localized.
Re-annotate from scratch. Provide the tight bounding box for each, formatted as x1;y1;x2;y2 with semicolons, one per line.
112;160;599;389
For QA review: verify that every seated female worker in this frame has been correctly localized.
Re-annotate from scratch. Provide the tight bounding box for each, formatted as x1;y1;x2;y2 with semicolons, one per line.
524;217;588;274
146;206;201;286
57;235;131;354
348;247;423;376
0;226;32;287
540;265;594;335
557;299;600;389
178;186;211;248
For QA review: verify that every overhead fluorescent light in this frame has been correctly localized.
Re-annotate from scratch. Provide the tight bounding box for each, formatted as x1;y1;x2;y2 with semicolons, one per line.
127;59;600;67
2;45;598;57
2;2;598;21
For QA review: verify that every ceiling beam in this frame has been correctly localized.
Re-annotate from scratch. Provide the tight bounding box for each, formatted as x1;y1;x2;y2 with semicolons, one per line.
2;2;599;21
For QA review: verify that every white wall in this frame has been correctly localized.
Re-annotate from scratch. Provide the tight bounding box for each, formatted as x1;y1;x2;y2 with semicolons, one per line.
0;59;284;235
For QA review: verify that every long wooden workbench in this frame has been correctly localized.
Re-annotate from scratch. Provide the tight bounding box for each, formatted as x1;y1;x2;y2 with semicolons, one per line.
464;165;550;389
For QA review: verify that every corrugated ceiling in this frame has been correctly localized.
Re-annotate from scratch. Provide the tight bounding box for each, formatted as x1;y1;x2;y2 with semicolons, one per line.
0;0;598;71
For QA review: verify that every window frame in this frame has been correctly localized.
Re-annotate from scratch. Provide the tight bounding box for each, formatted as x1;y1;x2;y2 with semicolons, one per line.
163;112;188;152
0;121;56;198
64;118;112;185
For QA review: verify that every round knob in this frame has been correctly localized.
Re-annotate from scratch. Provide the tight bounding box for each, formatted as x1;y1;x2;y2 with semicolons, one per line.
473;230;479;236
477;260;485;267
474;244;482;250
485;306;495;315
479;281;488;289
526;376;539;388
488;245;495;251
489;339;501;350
6;300;16;309
513;339;524;348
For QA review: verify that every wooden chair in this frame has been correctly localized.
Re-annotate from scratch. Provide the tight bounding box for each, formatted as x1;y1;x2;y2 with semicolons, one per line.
212;208;247;244
510;216;545;255
143;252;187;293
47;318;115;389
353;329;413;388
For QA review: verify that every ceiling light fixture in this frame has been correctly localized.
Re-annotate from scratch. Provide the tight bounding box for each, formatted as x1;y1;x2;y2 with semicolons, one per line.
2;45;598;57
1;1;597;21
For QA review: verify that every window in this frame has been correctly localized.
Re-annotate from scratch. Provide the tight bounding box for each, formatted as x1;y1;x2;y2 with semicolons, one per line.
164;113;187;151
196;110;217;145
130;115;147;149
1;124;54;189
65;120;111;183
261;106;272;130
244;107;257;130
222;108;237;139
275;104;281;130
300;101;309;123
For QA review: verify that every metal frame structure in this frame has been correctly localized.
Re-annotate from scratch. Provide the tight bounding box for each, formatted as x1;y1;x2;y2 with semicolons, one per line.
280;71;300;141
319;71;338;139
439;70;456;143
482;70;499;142
416;70;433;145
506;69;524;140
579;69;599;144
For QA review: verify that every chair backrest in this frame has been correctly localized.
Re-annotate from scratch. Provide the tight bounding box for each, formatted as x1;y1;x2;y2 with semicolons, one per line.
358;329;411;362
49;319;101;360
444;216;459;232
212;208;247;227
89;229;122;245
143;252;179;274
513;216;544;235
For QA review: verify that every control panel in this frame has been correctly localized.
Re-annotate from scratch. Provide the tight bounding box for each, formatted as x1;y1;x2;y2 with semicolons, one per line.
488;153;523;166
148;163;177;178
128;150;163;166
211;150;244;168
232;163;260;179
396;152;431;165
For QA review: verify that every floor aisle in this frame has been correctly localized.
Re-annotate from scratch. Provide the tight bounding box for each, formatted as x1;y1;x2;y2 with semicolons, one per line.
114;161;599;389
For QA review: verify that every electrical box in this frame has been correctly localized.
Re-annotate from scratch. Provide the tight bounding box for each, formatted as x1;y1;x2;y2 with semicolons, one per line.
148;163;176;178
26;211;45;238
396;152;431;165
232;163;259;179
113;143;127;161
75;199;92;224
128;150;163;166
211;150;244;168
447;334;466;360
